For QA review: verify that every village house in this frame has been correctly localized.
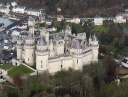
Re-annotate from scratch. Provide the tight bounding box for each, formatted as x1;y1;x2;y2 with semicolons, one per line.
94;15;103;26
113;14;126;23
57;15;64;21
71;16;81;24
11;1;17;7
25;9;41;16
12;6;25;14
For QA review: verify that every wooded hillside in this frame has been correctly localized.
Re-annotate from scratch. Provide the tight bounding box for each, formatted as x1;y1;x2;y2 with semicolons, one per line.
1;0;127;16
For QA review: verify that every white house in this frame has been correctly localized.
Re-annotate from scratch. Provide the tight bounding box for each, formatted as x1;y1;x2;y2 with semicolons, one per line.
11;2;17;7
46;19;52;25
25;9;41;16
94;15;103;26
57;7;61;12
57;15;64;21
71;16;80;24
12;6;25;14
113;14;126;23
0;6;10;14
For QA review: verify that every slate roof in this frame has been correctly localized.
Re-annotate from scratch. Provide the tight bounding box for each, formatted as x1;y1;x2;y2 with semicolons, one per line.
71;39;81;49
38;36;47;46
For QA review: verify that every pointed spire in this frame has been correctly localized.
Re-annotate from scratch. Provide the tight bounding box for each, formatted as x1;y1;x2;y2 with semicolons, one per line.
27;32;33;40
50;38;53;44
92;34;97;41
38;36;47;46
89;34;92;40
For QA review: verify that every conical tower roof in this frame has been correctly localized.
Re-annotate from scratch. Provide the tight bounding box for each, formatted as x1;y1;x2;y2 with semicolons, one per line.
38;36;47;46
71;39;81;49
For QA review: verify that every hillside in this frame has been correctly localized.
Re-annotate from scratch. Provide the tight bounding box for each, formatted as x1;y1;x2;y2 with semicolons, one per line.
0;0;127;17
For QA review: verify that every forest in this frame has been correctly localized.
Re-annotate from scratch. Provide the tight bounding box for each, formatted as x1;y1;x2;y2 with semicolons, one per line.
0;0;128;16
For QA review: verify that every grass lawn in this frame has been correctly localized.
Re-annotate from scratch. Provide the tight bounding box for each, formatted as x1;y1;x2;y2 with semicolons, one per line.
116;67;128;75
1;63;14;70
93;25;108;33
8;65;34;77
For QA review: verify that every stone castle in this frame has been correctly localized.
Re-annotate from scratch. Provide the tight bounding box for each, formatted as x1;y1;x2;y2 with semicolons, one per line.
14;17;99;74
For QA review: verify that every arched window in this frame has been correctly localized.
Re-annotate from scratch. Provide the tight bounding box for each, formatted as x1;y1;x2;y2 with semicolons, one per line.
77;59;78;64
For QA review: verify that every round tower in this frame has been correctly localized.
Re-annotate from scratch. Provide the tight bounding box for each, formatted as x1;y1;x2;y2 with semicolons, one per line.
49;39;54;57
65;25;71;34
16;37;23;60
28;17;35;27
40;27;49;45
24;32;35;66
70;39;83;70
90;34;99;62
54;34;64;56
29;26;35;37
36;36;48;73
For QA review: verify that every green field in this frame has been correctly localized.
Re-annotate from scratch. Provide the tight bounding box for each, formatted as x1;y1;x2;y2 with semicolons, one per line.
93;25;108;33
116;67;128;75
1;63;14;70
8;65;34;77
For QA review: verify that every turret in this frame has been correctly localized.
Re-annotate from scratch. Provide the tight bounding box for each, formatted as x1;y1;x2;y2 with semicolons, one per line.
54;34;64;56
29;26;35;37
49;39;55;57
16;37;23;60
65;25;71;34
70;39;83;70
39;13;45;23
49;39;53;51
90;34;99;62
36;36;48;73
28;17;35;27
24;32;35;66
40;27;49;45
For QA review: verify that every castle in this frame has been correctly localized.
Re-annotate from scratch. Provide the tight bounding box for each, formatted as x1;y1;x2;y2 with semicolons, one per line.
15;17;99;74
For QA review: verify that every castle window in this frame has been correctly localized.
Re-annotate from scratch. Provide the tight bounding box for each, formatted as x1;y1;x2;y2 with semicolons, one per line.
41;60;42;63
61;65;62;68
77;59;78;64
41;65;43;68
28;58;29;61
32;53;33;56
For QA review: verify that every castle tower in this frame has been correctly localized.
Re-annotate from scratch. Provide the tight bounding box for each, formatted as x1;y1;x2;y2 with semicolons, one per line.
16;37;23;60
65;25;71;34
54;34;64;56
28;17;35;27
24;32;35;66
90;34;99;62
70;39;83;70
28;17;35;36
39;13;45;23
40;27;49;45
36;36;48;73
49;39;55;57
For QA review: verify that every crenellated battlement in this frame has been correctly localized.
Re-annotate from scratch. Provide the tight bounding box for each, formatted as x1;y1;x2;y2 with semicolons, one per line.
36;45;47;50
35;50;48;55
24;45;35;49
